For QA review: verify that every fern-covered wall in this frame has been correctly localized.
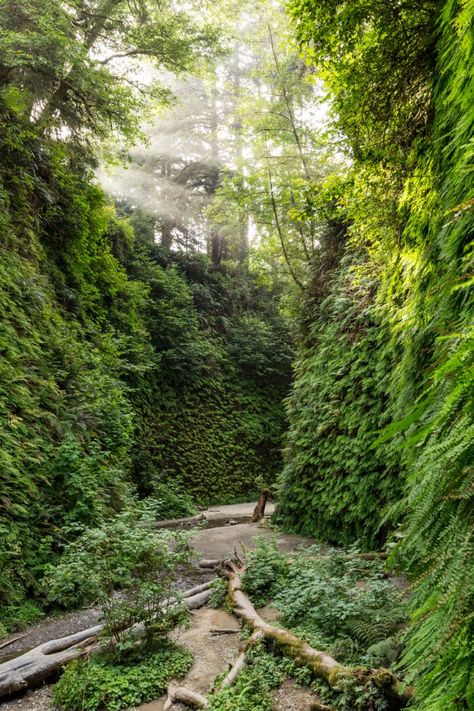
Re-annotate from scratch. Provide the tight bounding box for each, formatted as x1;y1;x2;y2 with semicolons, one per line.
276;241;400;548
0;104;291;609
279;0;473;706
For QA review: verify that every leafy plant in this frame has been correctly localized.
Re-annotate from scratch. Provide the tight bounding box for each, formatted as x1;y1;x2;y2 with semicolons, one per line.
207;645;284;711
209;578;228;609
242;539;290;607
44;503;192;648
52;641;192;711
244;543;407;666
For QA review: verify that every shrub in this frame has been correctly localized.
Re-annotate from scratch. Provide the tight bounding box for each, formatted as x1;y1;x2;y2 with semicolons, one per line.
242;539;289;607
44;502;192;647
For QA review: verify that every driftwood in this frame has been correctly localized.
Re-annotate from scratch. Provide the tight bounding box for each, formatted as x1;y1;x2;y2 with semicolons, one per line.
252;489;269;522
0;581;215;699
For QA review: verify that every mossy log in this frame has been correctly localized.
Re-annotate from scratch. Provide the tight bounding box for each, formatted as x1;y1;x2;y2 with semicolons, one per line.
0;582;215;699
224;562;411;709
165;561;411;710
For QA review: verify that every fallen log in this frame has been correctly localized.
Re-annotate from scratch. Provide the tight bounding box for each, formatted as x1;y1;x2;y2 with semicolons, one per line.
164;684;208;709
198;559;222;569
0;582;215;699
225;562;411;708
164;560;410;710
155;511;261;531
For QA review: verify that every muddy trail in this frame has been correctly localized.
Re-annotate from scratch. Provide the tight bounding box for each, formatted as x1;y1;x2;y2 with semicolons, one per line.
0;503;320;711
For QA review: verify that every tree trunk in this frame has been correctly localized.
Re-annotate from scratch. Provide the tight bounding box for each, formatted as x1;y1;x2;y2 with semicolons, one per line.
252;489;269;522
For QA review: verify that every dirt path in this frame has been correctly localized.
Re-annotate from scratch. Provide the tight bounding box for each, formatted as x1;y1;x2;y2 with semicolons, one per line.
138;608;241;711
0;502;317;710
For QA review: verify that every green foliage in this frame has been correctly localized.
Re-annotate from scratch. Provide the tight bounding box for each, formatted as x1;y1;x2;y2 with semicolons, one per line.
282;0;474;706
0;105;138;604
209;578;228;609
44;504;191;647
146;482;196;520
52;641;192;711
128;250;292;503
244;543;406;666
276;242;400;548
207;644;284;711
311;675;390;711
0;65;291;605
0;600;44;638
0;0;220;147
242;539;290;607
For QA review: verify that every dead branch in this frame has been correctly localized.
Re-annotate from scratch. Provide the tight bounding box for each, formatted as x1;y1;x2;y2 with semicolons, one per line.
220;631;263;688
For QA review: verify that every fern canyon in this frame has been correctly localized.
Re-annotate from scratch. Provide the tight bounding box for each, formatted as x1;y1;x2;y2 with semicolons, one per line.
0;1;472;710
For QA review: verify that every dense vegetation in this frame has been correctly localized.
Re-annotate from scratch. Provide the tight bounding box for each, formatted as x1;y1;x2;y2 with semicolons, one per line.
0;0;472;709
0;0;291;617
275;0;474;708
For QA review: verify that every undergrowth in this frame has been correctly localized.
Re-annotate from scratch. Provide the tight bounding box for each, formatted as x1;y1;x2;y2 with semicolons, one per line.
52;641;192;711
243;540;406;665
207;644;286;711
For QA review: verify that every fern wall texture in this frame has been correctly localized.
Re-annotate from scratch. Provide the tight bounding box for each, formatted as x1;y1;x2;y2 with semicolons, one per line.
280;0;473;706
0;104;291;608
276;249;400;549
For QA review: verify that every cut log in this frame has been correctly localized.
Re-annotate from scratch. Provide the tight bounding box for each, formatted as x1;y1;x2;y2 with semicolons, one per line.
0;584;214;699
252;489;269;522
164;684;208;709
